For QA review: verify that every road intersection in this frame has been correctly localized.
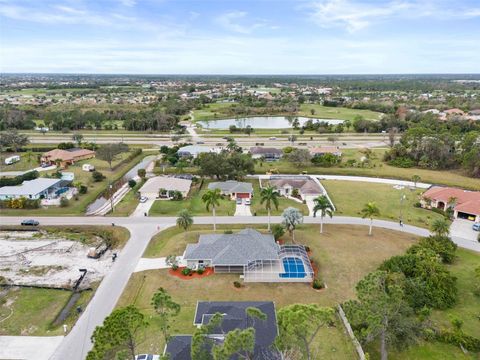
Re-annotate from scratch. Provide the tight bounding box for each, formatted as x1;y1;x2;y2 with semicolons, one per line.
0;214;478;359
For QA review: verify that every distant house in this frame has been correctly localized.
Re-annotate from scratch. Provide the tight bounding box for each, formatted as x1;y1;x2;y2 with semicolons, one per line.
177;145;217;158
421;186;480;222
249;147;282;161
165;301;280;360
269;176;322;200
208;180;253;200
0;178;70;200
41;148;95;167
139;176;192;199
183;228;313;282
309;146;342;157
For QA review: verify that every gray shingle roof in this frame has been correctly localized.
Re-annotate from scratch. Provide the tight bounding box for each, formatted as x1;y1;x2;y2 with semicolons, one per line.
184;229;279;265
0;178;64;196
208;181;253;194
165;302;280;360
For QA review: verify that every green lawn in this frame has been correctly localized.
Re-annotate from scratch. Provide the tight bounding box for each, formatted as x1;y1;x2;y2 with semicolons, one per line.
322;180;446;228
254;149;480;190
0;150;146;216
120;224;418;357
0;152;41;172
108;180;145;217
148;180;236;216
299;104;383;121
372;248;480;360
248;179;310;215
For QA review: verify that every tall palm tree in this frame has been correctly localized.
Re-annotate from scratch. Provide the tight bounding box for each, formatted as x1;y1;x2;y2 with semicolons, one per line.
202;188;222;231
260;186;279;231
176;209;193;239
361;202;380;236
313;195;334;234
431;218;450;237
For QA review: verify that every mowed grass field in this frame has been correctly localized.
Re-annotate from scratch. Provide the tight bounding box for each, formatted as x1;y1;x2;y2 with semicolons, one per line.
254;148;480;190
322;180;446;228
148;180;236;216
120;224;418;357
0;150;146;216
298;103;383;121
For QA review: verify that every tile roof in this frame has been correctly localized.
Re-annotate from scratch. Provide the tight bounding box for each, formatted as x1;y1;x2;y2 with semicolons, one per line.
42;148;95;161
423;186;480;216
249;147;282;155
184;229;279;265
269;178;322;195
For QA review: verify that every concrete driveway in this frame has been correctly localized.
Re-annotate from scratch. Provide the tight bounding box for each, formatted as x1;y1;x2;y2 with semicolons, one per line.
450;219;479;242
0;336;64;360
130;198;155;217
234;200;252;216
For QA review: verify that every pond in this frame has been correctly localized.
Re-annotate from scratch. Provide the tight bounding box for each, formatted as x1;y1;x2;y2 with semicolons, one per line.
197;116;344;130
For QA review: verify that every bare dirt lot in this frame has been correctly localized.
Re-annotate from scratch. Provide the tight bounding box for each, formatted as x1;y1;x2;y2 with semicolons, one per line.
0;231;115;289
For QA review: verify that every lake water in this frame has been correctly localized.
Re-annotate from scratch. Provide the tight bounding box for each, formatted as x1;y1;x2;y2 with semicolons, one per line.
197;116;344;130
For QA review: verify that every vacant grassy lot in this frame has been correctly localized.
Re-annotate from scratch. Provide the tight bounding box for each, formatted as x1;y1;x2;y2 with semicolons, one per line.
148;180;236;216
0;150;146;216
191;102;238;121
255;148;480;190
299;104;383;121
0;152;40;172
322;180;446;228
122;224;417;357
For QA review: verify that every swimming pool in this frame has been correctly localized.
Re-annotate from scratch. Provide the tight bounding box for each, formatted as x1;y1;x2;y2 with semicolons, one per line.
280;257;306;278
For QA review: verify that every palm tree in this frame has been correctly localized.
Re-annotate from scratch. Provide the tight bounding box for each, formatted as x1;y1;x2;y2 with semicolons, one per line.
313;195;334;234
411;174;421;188
431;218;450;237
176;210;193;239
361;202;380;236
282;207;303;243
202;188;222;231
260;186;279;231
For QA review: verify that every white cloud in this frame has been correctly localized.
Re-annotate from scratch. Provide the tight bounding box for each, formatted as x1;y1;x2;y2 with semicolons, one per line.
308;0;412;32
215;11;269;34
307;0;480;32
118;0;136;7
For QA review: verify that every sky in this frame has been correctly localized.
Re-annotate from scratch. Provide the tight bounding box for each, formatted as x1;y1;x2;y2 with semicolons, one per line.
1;0;480;74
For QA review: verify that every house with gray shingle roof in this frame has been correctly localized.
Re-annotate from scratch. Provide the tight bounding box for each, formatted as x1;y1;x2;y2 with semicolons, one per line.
208;180;253;200
164;301;280;360
184;229;279;273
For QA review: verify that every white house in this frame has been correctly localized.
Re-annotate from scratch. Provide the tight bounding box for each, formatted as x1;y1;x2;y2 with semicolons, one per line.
139;176;192;199
0;178;68;200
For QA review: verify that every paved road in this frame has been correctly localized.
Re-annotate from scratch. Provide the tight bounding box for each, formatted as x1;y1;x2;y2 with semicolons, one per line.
0;215;477;360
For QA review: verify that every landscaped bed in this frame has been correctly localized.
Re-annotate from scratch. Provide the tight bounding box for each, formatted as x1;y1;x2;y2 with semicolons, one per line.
118;223;419;357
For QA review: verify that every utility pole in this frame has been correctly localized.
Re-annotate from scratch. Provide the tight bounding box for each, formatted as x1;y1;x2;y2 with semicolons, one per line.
399;193;406;225
109;184;114;213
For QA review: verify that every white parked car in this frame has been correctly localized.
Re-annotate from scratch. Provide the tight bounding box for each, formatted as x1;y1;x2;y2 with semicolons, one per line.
135;355;160;360
139;196;148;203
245;198;251;205
4;155;20;165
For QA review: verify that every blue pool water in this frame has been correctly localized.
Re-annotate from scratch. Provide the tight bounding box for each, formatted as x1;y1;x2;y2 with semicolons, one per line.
280;257;306;278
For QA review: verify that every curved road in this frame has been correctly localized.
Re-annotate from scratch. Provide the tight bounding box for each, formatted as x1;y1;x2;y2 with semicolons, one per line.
0;215;476;360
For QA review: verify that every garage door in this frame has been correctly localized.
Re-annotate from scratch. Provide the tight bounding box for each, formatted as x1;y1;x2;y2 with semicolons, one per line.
236;193;250;199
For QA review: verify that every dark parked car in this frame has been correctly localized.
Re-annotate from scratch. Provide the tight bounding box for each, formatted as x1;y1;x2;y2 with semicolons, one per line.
21;219;39;226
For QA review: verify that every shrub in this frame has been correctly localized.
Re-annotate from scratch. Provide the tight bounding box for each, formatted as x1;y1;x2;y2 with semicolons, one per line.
388;157;415;168
128;179;137;188
304;245;311;252
182;268;192;276
312;278;324;290
59;197;69;207
196;268;205;275
271;224;285;240
92;171;105;182
233;281;242;288
79;185;88;194
224;230;233;234
407;235;457;264
137;168;146;178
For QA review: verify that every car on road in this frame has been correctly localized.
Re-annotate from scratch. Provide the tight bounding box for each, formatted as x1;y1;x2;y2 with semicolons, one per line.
196;141;205;144
269;137;277;140
135;355;160;360
236;198;242;205
139;196;148;203
21;219;39;226
473;223;480;231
